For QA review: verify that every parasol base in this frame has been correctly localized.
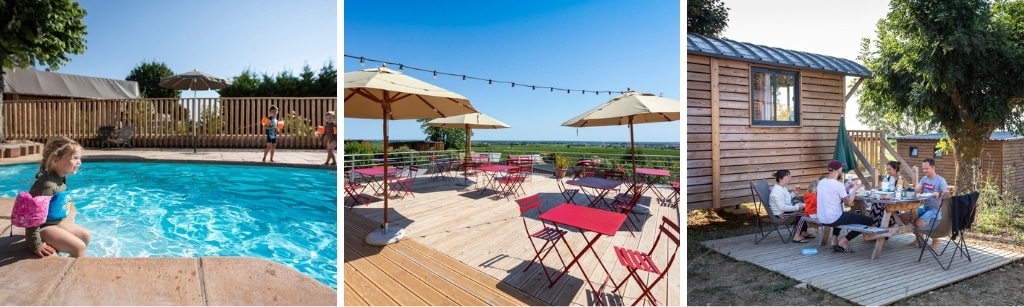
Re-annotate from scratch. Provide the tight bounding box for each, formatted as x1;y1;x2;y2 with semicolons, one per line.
631;204;651;214
366;226;406;246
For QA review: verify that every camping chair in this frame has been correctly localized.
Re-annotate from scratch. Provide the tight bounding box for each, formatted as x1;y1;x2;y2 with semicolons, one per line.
948;191;980;263
516;194;568;287
751;178;801;244
914;192;978;270
556;179;579;205
912;196;955;269
94;126;117;148
611;216;680;306
105;125;135;149
389;165;419;200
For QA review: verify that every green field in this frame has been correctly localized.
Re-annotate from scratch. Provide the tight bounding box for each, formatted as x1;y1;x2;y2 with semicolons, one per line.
471;143;680;156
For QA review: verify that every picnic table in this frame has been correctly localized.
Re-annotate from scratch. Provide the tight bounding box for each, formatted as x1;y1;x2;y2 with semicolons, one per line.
852;195;927;260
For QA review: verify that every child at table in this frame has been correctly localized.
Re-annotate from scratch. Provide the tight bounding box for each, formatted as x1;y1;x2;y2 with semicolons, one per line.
803;180;820;237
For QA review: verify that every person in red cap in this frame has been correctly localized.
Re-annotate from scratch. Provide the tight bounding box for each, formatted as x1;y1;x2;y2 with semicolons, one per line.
816;159;873;253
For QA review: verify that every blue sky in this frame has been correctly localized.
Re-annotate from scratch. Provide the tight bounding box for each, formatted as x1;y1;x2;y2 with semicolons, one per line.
341;0;681;142
50;0;337;99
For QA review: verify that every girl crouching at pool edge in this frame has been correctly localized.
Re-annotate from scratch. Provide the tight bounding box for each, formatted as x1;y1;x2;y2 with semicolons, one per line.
26;136;91;258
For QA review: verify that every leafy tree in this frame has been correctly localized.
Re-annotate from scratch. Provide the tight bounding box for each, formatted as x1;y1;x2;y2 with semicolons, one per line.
856;38;943;138
416;118;467;150
858;0;1024;193
217;60;337;97
0;0;88;142
126;60;180;98
687;0;729;37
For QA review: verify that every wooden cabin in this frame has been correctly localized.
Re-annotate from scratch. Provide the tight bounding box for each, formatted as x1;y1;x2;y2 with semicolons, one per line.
894;131;1024;196
686;33;875;211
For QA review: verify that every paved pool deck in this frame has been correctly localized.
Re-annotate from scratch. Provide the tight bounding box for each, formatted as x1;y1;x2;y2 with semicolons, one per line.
0;143;337;305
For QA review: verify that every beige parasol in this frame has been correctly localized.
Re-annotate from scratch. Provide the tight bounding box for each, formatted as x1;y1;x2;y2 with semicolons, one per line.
344;65;477;246
562;91;680;191
425;111;510;160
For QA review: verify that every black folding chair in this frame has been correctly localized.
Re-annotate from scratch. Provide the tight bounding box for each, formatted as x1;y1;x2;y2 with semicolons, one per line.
750;178;801;244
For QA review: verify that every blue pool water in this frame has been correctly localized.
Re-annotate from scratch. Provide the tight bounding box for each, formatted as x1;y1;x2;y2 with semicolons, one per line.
0;162;337;289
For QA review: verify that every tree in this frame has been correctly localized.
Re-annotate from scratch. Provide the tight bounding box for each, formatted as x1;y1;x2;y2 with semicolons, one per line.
217;60;337;97
687;0;729;37
126;60;180;98
416;119;467;150
858;0;1024;193
0;0;88;142
857;36;943;138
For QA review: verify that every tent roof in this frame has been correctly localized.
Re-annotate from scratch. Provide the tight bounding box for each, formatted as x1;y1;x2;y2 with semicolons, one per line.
2;67;140;99
687;32;873;78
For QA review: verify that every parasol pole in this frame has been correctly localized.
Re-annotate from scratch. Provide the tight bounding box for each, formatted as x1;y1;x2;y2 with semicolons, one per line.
466;125;473;163
629;116;637;192
382;102;390;231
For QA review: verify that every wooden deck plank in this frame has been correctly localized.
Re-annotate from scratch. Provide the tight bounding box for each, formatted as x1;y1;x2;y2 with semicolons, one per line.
343;262;400;306
702;231;1023;306
342;281;368;306
346;174;679;306
345;212;545;306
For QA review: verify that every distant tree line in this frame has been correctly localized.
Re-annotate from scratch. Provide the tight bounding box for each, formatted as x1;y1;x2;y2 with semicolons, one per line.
125;59;338;98
217;61;337;97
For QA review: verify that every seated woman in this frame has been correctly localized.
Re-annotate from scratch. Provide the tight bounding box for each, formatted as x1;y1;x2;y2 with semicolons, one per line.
870;161;903;227
818;160;873;253
769;170;813;243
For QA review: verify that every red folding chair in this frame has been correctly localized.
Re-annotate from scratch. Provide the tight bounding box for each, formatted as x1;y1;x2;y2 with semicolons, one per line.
556;179;579;205
667;180;680;205
389;165;419;200
613;186;645;237
497;169;527;201
603;169;628;193
516;194;568;287
611;216;680;306
344;178;369;209
461;162;479;188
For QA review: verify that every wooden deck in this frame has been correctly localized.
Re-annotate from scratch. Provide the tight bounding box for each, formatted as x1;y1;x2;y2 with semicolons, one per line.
344;212;545;306
701;231;1023;306
343;173;680;306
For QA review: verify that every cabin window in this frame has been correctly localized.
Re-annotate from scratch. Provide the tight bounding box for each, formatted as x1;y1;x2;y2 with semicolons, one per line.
750;68;799;126
910;147;919;157
934;147;943;158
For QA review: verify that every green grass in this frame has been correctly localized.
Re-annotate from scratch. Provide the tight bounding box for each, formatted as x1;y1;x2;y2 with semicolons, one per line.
471;143;680;156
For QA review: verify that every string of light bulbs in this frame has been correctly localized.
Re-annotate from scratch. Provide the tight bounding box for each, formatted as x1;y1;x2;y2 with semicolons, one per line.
344;54;633;96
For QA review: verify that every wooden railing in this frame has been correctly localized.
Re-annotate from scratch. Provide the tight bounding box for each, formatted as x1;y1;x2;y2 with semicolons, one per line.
847;129;916;189
4;97;336;149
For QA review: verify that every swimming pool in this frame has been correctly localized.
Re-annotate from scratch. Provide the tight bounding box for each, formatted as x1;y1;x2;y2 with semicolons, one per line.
0;162;337;289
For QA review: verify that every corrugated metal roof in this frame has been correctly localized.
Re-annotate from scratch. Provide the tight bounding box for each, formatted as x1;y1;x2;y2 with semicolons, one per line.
2;67;140;99
893;131;1024;141
687;33;873;78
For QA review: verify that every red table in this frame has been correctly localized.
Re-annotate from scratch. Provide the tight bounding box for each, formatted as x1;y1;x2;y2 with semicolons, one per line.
567;177;623;209
539;204;627;306
573;159;599;179
505;156;535;165
351;167;402;196
635;168;671;201
474;164;519;197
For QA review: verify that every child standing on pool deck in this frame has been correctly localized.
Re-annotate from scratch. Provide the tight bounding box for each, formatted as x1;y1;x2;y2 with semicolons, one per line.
321;111;337;165
262;105;279;163
26;136;91;258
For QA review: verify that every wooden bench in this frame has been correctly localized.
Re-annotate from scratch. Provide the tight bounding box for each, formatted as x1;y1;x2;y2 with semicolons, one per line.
801;216;889;246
